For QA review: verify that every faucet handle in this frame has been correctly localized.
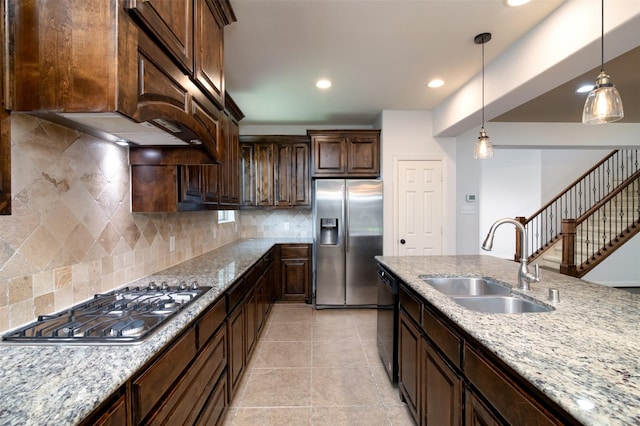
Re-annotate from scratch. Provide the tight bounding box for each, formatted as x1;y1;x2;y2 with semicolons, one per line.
533;263;540;281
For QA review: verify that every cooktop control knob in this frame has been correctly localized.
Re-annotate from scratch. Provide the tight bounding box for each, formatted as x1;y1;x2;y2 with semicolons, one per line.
148;281;157;290
161;281;169;290
179;281;187;290
191;281;199;290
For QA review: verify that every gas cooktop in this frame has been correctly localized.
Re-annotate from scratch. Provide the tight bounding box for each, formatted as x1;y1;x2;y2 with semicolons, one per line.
2;282;211;345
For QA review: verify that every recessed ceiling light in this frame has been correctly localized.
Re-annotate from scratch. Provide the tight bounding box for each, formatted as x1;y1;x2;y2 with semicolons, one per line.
576;84;595;93
504;0;530;6
316;79;332;89
427;79;444;88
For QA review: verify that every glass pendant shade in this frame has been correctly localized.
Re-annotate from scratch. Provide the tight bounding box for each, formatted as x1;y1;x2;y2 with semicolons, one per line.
582;71;624;124
474;128;494;159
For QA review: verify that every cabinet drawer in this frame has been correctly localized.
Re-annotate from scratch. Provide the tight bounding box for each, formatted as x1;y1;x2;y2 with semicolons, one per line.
399;285;422;326
281;245;309;259
147;326;227;425
197;296;226;347
423;307;461;369
227;278;245;313
464;345;558;426
132;329;197;423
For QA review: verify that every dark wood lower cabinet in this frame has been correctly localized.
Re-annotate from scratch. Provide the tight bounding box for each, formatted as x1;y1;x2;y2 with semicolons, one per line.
81;247;282;425
465;391;504;426
398;310;421;421
227;301;245;403
280;244;311;302
79;388;128;426
422;343;462;426
396;280;579;426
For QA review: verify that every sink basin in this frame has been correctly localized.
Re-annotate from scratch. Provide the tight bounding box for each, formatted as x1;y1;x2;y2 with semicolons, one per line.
451;296;554;314
421;276;511;296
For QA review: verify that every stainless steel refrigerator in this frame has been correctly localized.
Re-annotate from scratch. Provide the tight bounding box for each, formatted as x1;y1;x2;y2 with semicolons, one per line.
313;179;383;307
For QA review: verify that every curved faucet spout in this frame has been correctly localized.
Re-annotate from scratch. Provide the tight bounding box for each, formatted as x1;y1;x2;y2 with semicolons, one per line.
481;218;540;290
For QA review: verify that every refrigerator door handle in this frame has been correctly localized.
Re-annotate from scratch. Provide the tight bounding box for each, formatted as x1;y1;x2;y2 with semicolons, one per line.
345;187;350;253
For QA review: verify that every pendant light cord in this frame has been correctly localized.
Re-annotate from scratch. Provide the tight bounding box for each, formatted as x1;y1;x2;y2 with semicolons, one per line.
481;39;485;128
600;0;604;72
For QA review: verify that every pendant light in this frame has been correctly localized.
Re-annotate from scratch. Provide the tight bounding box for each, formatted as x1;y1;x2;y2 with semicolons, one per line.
474;32;493;159
582;0;623;124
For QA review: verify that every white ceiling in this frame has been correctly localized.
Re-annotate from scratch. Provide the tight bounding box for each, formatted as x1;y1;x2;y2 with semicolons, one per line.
224;0;567;127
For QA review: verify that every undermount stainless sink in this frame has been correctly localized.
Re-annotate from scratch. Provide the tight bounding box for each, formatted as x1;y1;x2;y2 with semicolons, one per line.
420;275;554;314
421;276;511;296
451;295;554;314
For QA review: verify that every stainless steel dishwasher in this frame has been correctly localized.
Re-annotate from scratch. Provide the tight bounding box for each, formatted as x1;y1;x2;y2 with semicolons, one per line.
376;264;399;382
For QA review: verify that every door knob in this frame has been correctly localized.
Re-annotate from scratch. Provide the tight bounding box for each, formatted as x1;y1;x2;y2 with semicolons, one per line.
400;239;406;245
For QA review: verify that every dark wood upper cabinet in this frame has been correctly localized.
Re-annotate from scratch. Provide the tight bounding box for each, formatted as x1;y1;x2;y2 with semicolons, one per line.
6;0;236;162
240;135;311;209
127;0;194;74
0;0;10;215
308;129;380;178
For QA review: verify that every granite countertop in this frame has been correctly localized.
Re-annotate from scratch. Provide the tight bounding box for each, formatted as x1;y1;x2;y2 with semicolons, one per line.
0;238;310;426
376;255;640;426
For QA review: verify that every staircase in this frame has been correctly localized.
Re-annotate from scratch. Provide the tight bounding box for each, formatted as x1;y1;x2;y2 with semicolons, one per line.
517;149;640;278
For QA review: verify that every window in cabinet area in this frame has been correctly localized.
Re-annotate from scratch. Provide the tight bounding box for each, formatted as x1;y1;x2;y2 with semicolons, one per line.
218;210;235;223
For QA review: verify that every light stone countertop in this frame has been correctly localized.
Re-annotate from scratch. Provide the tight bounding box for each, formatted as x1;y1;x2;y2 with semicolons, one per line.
0;238;311;426
376;255;640;426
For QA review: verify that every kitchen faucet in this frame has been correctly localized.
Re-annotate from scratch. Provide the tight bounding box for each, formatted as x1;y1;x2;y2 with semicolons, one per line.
481;218;540;290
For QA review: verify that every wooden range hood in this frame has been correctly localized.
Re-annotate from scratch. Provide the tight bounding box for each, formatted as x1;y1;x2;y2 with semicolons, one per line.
6;0;236;164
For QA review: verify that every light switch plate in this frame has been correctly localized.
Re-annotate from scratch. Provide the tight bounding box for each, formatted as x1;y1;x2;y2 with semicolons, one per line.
169;235;175;252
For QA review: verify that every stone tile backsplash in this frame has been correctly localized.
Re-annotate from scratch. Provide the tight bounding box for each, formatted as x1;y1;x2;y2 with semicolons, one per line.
240;209;312;238
0;114;240;333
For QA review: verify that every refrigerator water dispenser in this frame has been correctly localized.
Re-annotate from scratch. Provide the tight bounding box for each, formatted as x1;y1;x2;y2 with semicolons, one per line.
320;218;339;245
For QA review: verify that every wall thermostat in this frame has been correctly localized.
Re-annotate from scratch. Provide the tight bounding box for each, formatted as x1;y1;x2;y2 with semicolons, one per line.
466;194;476;202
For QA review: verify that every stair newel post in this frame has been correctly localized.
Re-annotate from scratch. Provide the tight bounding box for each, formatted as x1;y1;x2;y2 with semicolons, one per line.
515;217;527;262
560;219;577;277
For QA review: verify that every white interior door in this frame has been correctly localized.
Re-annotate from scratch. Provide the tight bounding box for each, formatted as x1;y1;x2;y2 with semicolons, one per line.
397;160;443;255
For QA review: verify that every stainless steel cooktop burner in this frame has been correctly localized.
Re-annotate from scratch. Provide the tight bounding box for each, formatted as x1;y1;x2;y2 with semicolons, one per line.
1;282;211;344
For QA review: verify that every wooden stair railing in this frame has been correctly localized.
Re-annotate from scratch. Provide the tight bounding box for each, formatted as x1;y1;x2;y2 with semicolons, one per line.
516;149;639;264
560;170;640;277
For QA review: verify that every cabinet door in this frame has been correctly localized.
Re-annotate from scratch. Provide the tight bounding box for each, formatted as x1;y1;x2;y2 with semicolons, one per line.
192;98;224;161
275;143;292;207
347;134;380;176
220;114;240;208
281;258;310;302
240;143;256;207
128;0;193;73
227;304;245;402
244;285;259;361
291;143;310;207
0;0;10;215
202;165;219;204
179;165;203;204
194;0;225;107
422;342;463;426
79;391;128;426
131;165;179;213
255;143;275;207
465;391;505;426
311;135;347;176
398;310;421;423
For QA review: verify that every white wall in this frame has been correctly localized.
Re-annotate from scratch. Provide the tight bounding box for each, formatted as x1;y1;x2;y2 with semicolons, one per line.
380;110;456;256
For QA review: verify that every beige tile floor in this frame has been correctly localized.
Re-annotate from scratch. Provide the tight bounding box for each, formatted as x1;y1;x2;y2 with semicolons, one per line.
222;303;415;425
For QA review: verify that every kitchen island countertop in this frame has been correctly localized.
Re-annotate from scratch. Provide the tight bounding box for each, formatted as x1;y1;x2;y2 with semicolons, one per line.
376;254;640;426
0;238;310;426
